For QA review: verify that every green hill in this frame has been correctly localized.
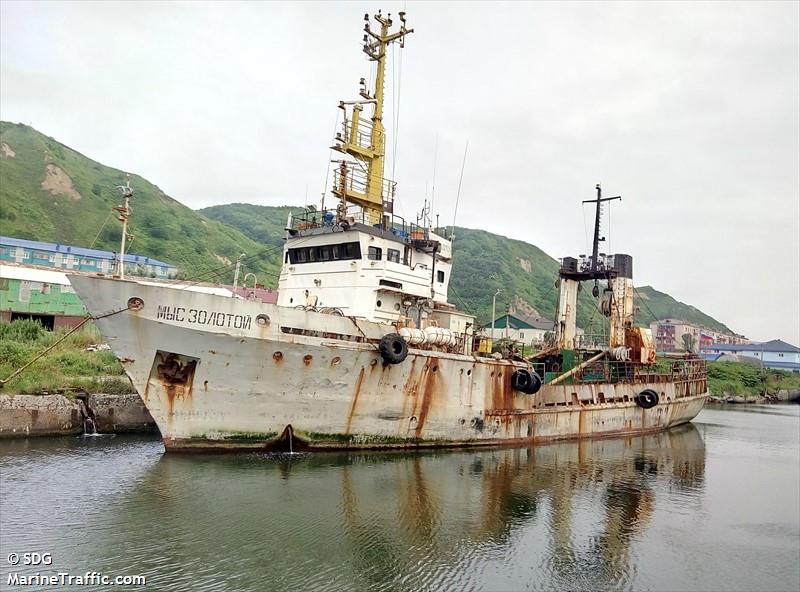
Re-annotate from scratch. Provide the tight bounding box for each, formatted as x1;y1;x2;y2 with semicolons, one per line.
0;122;279;284
633;285;731;333
200;203;304;249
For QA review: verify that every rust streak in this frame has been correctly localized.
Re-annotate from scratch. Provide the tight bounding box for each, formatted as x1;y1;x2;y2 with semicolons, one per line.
345;367;366;434
414;363;437;438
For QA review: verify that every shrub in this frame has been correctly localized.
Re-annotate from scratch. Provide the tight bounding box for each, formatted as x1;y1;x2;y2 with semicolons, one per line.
0;341;35;368
0;319;47;342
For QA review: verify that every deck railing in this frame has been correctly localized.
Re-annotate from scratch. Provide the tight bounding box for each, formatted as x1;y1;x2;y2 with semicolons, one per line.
574;358;707;385
290;206;435;241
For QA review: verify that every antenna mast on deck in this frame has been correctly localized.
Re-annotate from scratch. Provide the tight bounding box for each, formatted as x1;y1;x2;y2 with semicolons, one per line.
114;175;134;279
583;184;621;274
331;10;413;227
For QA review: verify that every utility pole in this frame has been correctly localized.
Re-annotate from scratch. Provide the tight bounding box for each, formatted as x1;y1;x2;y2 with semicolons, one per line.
232;253;245;296
491;288;502;340
114;176;133;279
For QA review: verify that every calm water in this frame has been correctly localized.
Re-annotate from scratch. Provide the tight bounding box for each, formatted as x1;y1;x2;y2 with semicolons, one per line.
1;405;798;592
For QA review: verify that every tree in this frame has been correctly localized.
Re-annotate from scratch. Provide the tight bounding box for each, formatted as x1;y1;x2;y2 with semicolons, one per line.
681;332;697;353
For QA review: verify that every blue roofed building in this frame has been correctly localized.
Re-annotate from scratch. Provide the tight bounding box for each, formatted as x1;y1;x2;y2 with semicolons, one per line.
0;236;178;278
701;339;800;372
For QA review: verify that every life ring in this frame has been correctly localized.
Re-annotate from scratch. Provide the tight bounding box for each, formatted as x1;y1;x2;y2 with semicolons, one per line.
512;369;543;395
635;389;659;409
379;333;408;364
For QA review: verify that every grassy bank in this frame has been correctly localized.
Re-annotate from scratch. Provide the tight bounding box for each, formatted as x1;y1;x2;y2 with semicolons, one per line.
0;319;134;395
707;360;800;397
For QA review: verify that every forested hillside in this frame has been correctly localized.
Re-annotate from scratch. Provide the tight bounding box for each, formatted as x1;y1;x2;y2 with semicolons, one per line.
0;122;279;283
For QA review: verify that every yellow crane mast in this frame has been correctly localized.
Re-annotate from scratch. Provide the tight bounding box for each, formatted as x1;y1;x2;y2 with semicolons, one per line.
332;10;413;227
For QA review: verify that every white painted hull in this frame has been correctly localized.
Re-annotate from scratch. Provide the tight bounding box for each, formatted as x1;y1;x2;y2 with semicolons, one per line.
69;275;708;451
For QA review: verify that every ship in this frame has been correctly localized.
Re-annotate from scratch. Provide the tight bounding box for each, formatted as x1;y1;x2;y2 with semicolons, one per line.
69;10;708;452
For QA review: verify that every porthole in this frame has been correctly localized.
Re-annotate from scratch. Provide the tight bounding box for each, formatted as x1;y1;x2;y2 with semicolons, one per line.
127;297;144;311
376;299;382;308
394;303;401;311
273;351;283;362
256;314;270;327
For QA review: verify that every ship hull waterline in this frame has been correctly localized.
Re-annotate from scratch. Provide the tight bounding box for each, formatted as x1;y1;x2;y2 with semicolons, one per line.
68;275;709;453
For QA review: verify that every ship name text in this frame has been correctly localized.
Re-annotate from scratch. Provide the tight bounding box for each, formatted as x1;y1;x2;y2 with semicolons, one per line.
156;305;252;330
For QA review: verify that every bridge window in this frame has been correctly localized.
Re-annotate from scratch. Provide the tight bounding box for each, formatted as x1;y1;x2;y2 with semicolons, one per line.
387;249;400;263
288;241;361;264
368;246;382;260
437;270;445;283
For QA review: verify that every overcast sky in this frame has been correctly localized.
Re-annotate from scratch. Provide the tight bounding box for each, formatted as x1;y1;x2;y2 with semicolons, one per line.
2;1;798;343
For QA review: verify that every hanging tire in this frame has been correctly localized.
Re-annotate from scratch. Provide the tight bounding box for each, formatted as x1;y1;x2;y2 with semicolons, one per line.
379;333;408;365
512;369;542;395
635;389;659;409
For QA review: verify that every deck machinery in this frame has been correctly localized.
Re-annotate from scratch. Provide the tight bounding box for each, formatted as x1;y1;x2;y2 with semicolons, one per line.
545;185;657;388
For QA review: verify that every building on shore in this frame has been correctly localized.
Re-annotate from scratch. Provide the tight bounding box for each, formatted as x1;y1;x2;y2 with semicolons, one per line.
0;262;272;330
701;340;800;372
488;313;553;344
649;318;748;353
0;265;88;329
0;236;177;279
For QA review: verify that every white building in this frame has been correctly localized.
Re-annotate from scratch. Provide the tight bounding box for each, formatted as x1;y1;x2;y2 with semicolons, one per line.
701;340;800;372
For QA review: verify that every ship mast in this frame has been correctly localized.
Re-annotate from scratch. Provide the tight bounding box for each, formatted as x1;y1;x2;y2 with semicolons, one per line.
584;184;621;274
332;10;413;227
114;175;133;279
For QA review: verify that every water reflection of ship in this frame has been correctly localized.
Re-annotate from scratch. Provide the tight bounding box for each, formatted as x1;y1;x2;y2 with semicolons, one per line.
339;425;705;582
122;427;705;589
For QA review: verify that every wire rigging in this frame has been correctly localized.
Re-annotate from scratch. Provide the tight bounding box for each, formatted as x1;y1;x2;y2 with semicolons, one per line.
89;210;114;249
391;42;403;183
450;140;469;237
320;109;341;208
581;203;590;255
633;285;661;324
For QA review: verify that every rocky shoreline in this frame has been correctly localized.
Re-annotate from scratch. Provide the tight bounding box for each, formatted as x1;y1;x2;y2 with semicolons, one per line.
706;389;800;405
0;393;156;438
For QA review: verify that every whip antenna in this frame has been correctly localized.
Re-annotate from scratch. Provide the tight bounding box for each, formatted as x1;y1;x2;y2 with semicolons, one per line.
450;140;469;240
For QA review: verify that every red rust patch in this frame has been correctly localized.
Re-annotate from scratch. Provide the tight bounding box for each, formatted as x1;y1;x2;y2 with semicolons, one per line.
345;367;366;434
152;352;197;421
414;360;441;438
489;364;515;412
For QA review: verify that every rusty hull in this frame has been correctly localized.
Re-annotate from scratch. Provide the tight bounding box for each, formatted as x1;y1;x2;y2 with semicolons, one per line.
69;275;709;453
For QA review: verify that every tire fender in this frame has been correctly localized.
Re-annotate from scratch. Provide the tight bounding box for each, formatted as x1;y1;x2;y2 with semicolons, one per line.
379;333;408;365
512;369;543;395
635;388;659;409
